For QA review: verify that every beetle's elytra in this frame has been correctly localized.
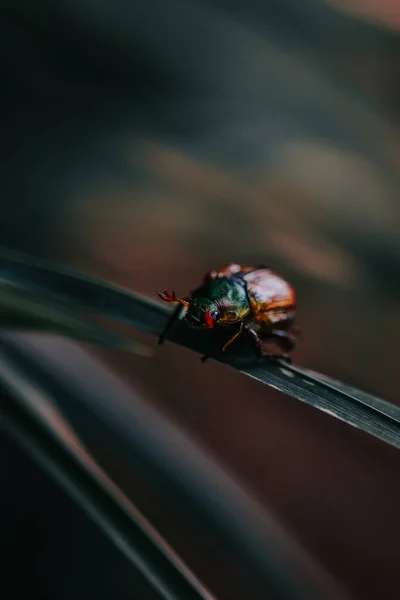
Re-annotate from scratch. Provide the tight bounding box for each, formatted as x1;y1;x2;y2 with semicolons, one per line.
158;263;300;363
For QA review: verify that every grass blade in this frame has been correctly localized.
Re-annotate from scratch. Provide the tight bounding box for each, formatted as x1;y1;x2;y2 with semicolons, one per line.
1;246;400;450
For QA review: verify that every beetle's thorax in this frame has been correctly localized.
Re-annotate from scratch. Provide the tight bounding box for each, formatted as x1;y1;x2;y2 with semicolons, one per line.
188;277;250;327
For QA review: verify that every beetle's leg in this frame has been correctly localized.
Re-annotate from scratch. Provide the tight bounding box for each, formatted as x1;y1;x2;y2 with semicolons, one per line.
271;329;297;352
158;304;180;345
158;298;189;345
221;322;244;353
244;325;263;359
201;323;243;362
245;326;292;363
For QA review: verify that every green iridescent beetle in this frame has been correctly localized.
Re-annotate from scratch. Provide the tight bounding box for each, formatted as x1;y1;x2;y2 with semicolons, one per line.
158;263;300;362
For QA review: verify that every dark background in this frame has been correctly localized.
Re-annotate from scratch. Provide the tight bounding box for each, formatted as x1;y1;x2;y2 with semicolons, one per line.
2;0;400;598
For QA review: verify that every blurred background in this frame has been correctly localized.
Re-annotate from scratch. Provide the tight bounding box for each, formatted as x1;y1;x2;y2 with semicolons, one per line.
2;0;400;598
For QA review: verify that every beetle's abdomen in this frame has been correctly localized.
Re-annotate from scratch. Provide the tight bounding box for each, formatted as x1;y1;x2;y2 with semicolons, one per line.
243;269;295;308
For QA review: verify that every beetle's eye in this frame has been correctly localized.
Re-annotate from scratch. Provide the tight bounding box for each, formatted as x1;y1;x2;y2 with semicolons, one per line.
210;310;220;321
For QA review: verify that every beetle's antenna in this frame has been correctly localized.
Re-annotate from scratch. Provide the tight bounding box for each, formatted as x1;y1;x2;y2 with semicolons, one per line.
158;290;190;307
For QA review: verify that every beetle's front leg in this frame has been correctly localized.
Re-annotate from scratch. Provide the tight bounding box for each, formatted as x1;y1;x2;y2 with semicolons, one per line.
158;301;188;345
201;323;244;362
220;322;244;353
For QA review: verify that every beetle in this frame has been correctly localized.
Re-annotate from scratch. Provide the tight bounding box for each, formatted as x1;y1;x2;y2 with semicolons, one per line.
157;263;300;363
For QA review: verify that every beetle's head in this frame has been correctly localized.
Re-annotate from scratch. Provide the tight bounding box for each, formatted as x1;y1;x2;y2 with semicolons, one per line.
185;298;220;329
158;288;248;329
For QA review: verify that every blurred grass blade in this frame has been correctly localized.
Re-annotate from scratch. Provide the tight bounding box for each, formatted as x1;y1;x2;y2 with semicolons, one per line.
0;246;167;335
1;246;400;450
0;374;215;600
0;281;152;357
0;332;351;600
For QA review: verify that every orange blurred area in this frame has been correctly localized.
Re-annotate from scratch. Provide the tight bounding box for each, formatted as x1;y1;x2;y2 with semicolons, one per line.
331;0;400;30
